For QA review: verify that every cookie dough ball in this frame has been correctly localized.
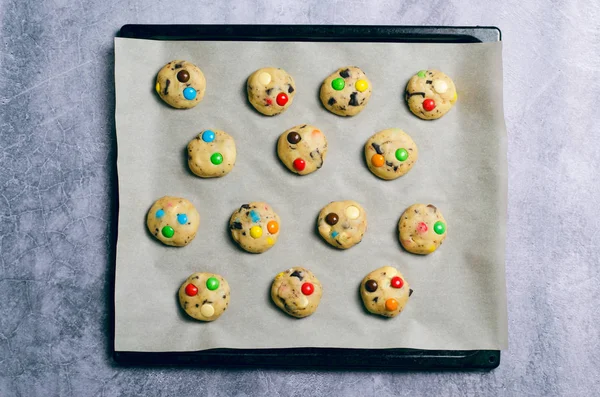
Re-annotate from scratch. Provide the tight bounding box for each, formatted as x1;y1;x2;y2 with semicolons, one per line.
365;128;418;180
271;267;322;318
247;67;296;116
178;272;230;321
405;69;457;120
317;200;367;249
229;202;281;253
399;204;447;255
320;66;372;117
187;129;236;178
146;196;200;247
277;124;328;175
360;266;412;318
155;60;206;109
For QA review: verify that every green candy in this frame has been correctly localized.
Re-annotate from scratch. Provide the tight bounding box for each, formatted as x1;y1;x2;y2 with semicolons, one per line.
161;225;174;238
433;221;446;235
210;152;223;165
206;277;220;291
331;78;345;91
417;70;427;78
395;148;409;162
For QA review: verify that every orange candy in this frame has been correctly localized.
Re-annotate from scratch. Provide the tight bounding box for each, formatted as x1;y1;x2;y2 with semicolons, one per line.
267;220;279;234
385;298;398;311
371;154;385;167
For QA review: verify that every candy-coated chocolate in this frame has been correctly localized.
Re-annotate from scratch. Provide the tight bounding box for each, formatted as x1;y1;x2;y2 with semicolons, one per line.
276;92;288;106
155;209;165;218
452;92;458;102
331;231;339;238
433;79;448;93
177;214;188;225
206;277;220;291
433;221;446;235
301;282;314;296
293;158;306;171
325;213;339;226
161;225;174;238
365;279;378;292
391;276;404;289
267;220;279;234
177;70;190;83
258;72;271;85
202;130;215;142
250;226;263;239
417;70;427;78
287;131;301;144
183;87;197;100
210;152;223;165
371;154;385;167
266;237;274;245
185;283;198;296
345;205;360;220
355;79;368;92
422;98;436;111
395;148;409;162
200;304;215;317
155;82;161;94
385;298;399;311
416;222;428;234
331;77;345;91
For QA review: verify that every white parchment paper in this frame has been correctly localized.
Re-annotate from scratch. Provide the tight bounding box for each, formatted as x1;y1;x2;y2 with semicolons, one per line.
114;38;507;352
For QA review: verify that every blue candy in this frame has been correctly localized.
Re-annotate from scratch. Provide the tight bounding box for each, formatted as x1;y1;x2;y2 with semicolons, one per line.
177;214;188;225
155;209;165;218
183;87;197;100
331;231;339;238
249;210;260;223
202;130;215;142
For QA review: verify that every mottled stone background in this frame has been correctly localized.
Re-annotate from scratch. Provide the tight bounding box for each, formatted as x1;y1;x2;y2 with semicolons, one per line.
0;1;598;396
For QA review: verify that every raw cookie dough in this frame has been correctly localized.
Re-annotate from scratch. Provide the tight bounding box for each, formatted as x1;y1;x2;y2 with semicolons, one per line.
187;129;236;178
146;196;200;247
270;267;323;318
229;202;281;253
319;66;372;117
317;200;367;249
155;60;206;109
360;266;412;318
405;69;457;120
364;128;418;180
277;124;328;175
178;272;230;321
399;203;447;255
247;67;296;116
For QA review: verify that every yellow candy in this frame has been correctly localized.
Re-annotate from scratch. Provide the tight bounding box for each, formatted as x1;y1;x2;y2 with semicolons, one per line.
155;81;161;94
428;245;437;253
266;237;274;245
275;271;285;280
355;79;368;92
250;226;263;239
451;91;458;102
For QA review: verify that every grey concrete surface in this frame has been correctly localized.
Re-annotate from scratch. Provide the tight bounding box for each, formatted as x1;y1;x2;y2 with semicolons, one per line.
1;0;598;396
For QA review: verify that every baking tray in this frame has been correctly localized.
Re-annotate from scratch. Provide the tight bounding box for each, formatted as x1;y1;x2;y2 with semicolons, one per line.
112;24;502;370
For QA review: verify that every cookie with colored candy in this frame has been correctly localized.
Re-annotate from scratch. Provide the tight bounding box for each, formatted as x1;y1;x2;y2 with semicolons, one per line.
277;124;328;175
271;267;323;318
178;272;230;321
155;60;206;109
247;67;296;116
360;266;412;318
146;196;200;247
229;202;281;253
319;66;372;117
399;203;447;255
317;200;367;249
187;129;236;178
405;69;457;120
364;128;418;180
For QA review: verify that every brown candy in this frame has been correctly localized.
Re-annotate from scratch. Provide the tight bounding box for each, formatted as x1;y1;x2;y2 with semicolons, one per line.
325;213;339;226
287;131;301;144
177;70;190;83
365;279;378;292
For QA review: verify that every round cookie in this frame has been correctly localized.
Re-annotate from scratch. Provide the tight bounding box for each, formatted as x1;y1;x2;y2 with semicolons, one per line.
247;67;296;116
360;266;412;318
178;272;230;321
187;129;236;178
319;66;372;117
155;60;206;109
317;200;367;249
364;128;418;180
270;267;322;318
399;203;447;255
405;69;457;120
146;196;200;247
277;124;328;175
229;202;281;254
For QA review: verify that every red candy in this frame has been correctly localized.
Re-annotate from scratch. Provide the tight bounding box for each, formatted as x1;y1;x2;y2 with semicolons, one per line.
276;92;288;106
422;98;436;111
301;282;314;296
391;276;404;289
185;283;198;296
293;158;306;171
417;222;428;233
265;98;273;105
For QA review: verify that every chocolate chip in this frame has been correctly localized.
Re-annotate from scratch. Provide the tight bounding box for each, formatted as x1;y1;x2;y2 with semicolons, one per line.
223;295;226;299
241;204;250;209
300;124;307;128
386;161;394;167
195;304;199;308
193;276;199;279
325;213;339;226
230;222;243;229
163;79;170;95
372;297;378;303
242;232;246;236
348;92;359;106
414;209;419;214
426;80;432;84
339;69;350;78
406;91;426;98
287;131;301;144
427;204;437;211
266;88;273;95
409;289;414;297
365;279;378;292
371;142;383;155
177;70;190;83
328;97;336;106
290;270;303;280
174;63;183;69
288;85;294;93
